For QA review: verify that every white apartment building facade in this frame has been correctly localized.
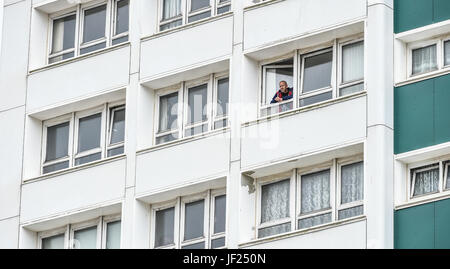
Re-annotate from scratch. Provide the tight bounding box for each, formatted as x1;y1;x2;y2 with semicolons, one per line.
0;0;395;249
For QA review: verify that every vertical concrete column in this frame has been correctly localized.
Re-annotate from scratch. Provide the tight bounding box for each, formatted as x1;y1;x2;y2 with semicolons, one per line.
365;0;394;249
0;0;32;249
120;0;142;248
226;0;244;249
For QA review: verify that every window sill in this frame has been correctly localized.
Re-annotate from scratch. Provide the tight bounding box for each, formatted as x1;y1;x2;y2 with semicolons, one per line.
395;67;450;88
23;154;126;185
141;12;233;43
137;127;230;156
395;192;450;211
239;215;366;249
28;41;131;75
243;91;367;128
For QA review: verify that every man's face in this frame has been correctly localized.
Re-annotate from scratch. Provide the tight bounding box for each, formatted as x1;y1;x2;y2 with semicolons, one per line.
279;82;288;93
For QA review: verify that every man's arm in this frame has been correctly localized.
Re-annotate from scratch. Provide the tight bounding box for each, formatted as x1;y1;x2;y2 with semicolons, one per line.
282;89;293;101
270;91;279;104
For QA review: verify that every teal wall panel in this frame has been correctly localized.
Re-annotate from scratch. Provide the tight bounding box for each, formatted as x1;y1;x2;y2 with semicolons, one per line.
395;0;450;33
434;75;450;145
394;79;435;154
394;203;435;249
435;199;450;249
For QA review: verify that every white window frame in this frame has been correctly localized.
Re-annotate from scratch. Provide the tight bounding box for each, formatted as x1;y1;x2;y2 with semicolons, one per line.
150;199;179;249
296;162;334;230
209;189;227;249
157;0;231;32
336;157;364;218
111;0;129;45
47;0;128;65
101;214;122;249
407;38;441;78
180;192;210;249
41;114;74;175
255;171;296;238
150;189;226;249
212;74;230;130
38;215;121;249
107;101;126;156
48;9;79;63
407;160;443;201
154;73;229;145
73;105;107;166
338;38;365;97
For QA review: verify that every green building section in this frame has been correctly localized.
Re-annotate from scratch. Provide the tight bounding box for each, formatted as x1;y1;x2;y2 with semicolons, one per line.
394;73;450;154
395;0;450;33
395;198;450;249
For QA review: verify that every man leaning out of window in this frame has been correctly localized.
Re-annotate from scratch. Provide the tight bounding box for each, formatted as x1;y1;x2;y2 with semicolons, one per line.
270;81;293;104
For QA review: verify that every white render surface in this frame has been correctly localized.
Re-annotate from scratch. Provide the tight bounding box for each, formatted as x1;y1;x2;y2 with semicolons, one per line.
0;0;399;249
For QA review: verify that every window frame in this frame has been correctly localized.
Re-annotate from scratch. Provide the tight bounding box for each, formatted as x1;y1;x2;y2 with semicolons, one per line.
255;171;296;238
41;114;74;175
180;192;210;249
212;74;230;131
107;101;126;156
407;38;441;78
338;38;365;97
209;189;227;249
296;162;334;229
79;0;110;54
38;225;70;249
101;214;122;249
111;0;129;45
150;199;180;249
408;160;442;200
70;217;103;249
183;76;213;136
155;84;183;144
48;9;79;63
336;157;364;217
157;0;232;32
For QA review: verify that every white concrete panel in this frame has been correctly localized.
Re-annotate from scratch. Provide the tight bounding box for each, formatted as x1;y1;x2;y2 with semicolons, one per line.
140;16;233;81
20;158;126;223
241;96;367;169
135;132;230;196
0;0;30;111
243;0;366;51
0;217;19;249
27;46;130;113
0;106;24;220
243;219;366;249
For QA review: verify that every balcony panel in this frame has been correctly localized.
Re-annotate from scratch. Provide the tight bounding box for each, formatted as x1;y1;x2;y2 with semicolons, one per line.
136;132;230;196
241;96;367;170
27;45;130;113
20;158;126;223
140;15;233;82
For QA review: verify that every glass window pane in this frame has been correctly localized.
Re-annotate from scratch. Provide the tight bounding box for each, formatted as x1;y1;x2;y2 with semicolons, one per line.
75;152;102;166
211;237;225;249
214;195;226;234
412;165;439;197
49;52;75;64
341;162;364;204
108;146;124;157
299;91;332;107
163;0;182;20
78;113;102;153
160;19;182;31
43;161;69;174
301;170;330;214
110;108;125;145
156;132;179;145
340;83;364;97
51;15;76;54
188;11;211;23
302;51;332;93
46;122;70;162
42;234;65;249
83;5;107;43
106;221;121;249
80;42;107;55
217;5;230;14
445;41;450;66
298;212;332;229
338;205;364;220
214;119;228;129
184;123;208;137
115;0;129;35
446;164;450;190
342;41;364;83
216;78;229;117
112;35;128;46
191;0;210;11
155;207;175;248
258;222;291;239
261;101;293;117
73;226;97;249
261;179;290;223
181;242;205;249
184;200;205;241
159;92;178;133
264;67;293;105
412;45;437;75
187;84;208;125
